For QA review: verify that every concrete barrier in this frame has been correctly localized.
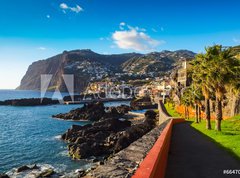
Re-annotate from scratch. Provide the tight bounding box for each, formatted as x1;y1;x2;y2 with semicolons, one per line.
158;100;172;124
132;118;185;178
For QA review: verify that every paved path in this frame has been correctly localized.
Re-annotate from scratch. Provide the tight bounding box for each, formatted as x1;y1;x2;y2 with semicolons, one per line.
165;122;240;178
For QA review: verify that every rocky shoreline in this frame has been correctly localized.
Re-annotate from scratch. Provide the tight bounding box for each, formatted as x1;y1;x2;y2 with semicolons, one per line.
85;119;170;178
0;98;59;106
0;99;163;178
130;97;158;110
61;110;157;160
1;119;168;178
52;102;131;121
1;164;59;178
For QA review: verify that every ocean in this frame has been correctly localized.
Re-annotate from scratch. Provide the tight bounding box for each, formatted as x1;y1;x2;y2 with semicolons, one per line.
0;90;130;173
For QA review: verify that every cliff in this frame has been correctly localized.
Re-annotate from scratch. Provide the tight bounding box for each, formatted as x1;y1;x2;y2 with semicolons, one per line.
18;49;195;92
18;50;140;92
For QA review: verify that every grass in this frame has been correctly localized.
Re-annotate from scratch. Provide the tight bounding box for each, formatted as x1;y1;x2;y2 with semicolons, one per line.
190;115;240;160
164;102;240;159
164;103;181;117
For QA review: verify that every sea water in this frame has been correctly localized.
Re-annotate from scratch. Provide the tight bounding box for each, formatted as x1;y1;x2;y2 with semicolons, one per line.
0;90;130;173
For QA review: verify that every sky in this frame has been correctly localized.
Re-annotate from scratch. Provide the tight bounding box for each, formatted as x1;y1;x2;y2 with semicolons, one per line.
0;0;240;89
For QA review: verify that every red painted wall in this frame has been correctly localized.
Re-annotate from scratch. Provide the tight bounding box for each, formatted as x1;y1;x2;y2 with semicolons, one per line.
132;119;185;178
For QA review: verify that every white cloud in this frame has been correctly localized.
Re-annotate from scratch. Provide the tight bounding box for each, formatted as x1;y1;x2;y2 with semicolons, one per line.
152;26;164;32
120;22;125;26
134;26;146;32
112;23;165;51
119;22;126;30
233;38;240;43
60;3;68;9
37;47;46;50
60;3;83;14
46;15;50;19
151;28;157;32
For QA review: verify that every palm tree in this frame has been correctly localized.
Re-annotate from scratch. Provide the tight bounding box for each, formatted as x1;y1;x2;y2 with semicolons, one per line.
206;45;240;131
193;85;204;123
181;86;200;121
228;49;240;117
181;87;193;120
191;53;213;129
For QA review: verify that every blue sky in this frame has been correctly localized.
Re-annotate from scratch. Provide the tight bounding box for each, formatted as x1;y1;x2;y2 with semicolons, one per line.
0;0;240;89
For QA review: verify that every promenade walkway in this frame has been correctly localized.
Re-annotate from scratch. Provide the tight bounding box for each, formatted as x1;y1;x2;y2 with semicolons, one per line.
165;122;240;178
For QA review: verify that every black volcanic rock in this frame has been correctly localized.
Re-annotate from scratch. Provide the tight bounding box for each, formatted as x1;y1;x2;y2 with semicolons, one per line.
53;102;131;121
61;110;157;159
63;93;106;102
130;97;158;110
5;164;58;178
53;102;105;121
114;110;156;152
62;118;132;159
105;105;131;116
0;98;59;106
16;165;31;173
0;174;9;178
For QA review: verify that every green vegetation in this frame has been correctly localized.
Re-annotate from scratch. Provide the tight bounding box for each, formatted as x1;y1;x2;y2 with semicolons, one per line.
164;103;181;117
164;100;240;158
47;85;58;91
190;115;240;159
184;45;240;131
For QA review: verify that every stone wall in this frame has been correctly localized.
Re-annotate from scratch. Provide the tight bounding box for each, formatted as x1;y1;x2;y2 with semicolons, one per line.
158;100;172;124
84;120;170;178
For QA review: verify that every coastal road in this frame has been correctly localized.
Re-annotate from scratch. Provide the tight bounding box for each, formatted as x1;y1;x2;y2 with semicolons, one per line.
165;122;240;178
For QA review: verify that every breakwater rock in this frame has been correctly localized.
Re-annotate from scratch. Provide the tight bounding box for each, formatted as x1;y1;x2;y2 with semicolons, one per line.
85;119;170;178
53;102;131;121
61;110;157;160
0;174;9;178
53;102;105;121
0;98;59;106
5;164;59;178
130;97;158;110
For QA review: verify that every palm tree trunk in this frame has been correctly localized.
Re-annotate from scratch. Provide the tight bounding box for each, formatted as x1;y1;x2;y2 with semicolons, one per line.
195;104;199;123
184;106;187;119
198;105;202;122
231;94;237;117
187;108;190;120
215;97;222;131
205;98;211;129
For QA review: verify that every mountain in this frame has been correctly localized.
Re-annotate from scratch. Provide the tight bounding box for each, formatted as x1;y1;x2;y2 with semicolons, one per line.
18;49;195;92
18;49;141;92
121;50;195;75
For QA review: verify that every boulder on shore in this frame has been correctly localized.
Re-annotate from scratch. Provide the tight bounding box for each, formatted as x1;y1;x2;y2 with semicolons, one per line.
5;164;58;178
130;97;158;110
61;110;157;160
0;174;9;178
62;118;132;159
53;102;131;121
53;102;105;121
114;110;157;152
104;105;131;118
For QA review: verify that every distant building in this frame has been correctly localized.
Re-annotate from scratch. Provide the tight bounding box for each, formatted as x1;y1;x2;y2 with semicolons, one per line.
177;60;191;87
